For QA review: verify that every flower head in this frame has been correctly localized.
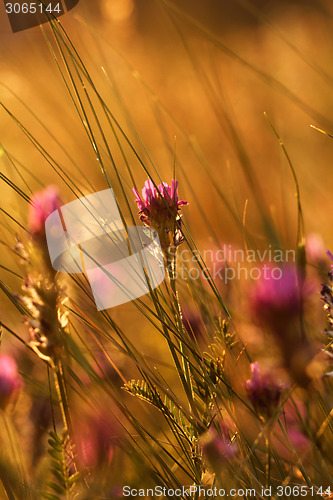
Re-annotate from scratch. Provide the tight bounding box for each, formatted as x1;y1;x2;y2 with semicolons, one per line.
245;362;283;420
29;186;61;239
249;266;306;329
0;355;22;410
75;412;115;470
306;233;326;265
273;400;310;461
201;420;238;468
133;179;187;221
181;306;206;342
249;266;315;387
133;179;188;252
22;271;68;365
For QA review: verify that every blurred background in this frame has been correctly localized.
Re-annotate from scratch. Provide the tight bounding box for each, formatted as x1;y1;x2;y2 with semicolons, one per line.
1;0;333;244
1;0;333;350
1;0;333;332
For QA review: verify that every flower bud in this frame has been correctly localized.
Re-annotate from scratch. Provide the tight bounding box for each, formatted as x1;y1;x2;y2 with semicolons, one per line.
0;355;22;410
75;412;115;470
29;186;61;240
201;421;238;468
249;266;305;329
245;362;282;421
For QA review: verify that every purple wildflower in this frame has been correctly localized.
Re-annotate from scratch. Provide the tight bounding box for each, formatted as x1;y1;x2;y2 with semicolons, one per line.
133;179;188;221
28;185;61;239
133;179;188;253
0;355;22;410
20;188;68;366
249;265;307;329
181;306;206;342
201;420;238;467
306;233;326;265
273;400;310;461
75;412;115;469
245;362;282;420
249;266;315;387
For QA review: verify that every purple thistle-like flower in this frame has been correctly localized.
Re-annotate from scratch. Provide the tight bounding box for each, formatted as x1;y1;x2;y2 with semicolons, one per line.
201;421;238;467
75;412;115;470
181;306;206;342
0;355;22;409
28;185;61;239
133;179;188;220
249;266;315;387
249;266;306;329
19;187;69;367
245;362;282;420
306;233;326;265
133;179;188;253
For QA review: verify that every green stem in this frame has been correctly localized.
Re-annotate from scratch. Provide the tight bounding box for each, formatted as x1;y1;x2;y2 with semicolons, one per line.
53;358;78;476
53;359;72;435
166;253;198;416
166;251;204;483
265;428;272;497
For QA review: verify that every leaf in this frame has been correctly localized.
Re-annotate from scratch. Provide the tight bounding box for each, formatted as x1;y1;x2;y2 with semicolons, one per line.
49;431;63;445
40;492;60;500
46;481;66;495
47;449;62;461
44;429;81;499
123;380;195;441
47;439;63;453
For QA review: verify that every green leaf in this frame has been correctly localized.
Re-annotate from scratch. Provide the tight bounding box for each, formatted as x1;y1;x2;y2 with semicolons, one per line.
47;439;63;453
47;449;62;461
40;491;61;500
49;431;63;445
46;481;66;495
